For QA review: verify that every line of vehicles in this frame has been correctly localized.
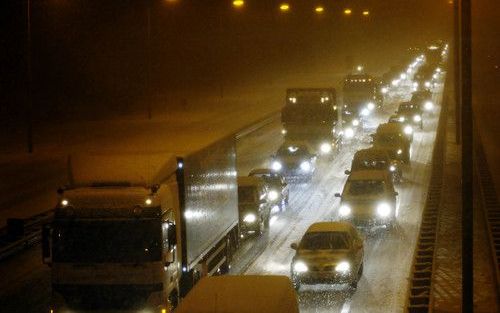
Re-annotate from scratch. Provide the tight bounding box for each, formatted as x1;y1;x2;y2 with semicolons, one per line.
40;42;448;312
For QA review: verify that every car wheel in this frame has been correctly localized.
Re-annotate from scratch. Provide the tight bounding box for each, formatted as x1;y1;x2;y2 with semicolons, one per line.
292;277;301;291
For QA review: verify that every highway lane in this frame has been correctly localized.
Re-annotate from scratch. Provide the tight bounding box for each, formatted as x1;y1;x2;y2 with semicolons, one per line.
231;82;444;312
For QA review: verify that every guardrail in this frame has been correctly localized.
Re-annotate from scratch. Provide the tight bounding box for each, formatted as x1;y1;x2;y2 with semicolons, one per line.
406;84;448;313
0;111;282;262
474;133;500;299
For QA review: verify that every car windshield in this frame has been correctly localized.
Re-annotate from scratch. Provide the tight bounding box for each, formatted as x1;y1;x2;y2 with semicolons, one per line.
376;133;404;144
250;173;281;185
348;180;386;195
52;219;162;263
277;145;310;158
238;186;256;203
300;231;350;250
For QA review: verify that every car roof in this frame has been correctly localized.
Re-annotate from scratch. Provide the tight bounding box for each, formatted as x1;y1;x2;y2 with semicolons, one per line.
306;222;355;233
347;170;389;181
238;176;265;186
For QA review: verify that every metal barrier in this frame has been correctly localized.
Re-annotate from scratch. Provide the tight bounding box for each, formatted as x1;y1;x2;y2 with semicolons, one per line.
474;133;500;299
406;85;448;313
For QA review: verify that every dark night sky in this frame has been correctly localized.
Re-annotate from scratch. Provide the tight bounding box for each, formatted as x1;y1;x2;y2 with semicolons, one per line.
2;0;452;122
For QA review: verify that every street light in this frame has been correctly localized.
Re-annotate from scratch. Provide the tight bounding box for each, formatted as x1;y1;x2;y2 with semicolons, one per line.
279;3;290;12
314;6;324;14
344;8;352;15
232;0;244;8
362;10;370;16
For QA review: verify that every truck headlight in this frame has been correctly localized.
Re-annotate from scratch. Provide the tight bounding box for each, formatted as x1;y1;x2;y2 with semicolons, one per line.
376;203;391;217
339;205;351;217
352;119;360;127
293;261;308;273
300;161;311;172
320;143;332;154
397;149;403;155
268;190;279;201
389;165;396;172
404;125;413;135
345;128;354;138
243;213;257;223
367;102;375;111
272;161;282;171
424;101;433;111
335;261;351;273
413;115;422;122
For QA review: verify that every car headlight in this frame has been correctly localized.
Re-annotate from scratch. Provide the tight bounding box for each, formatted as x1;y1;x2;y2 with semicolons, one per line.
345;127;354;138
397;149;403;155
352;119;360;127
272;161;282;171
424;101;433;111
404;125;413;135
243;213;257;223
293;261;308;273
335;261;351;273
361;108;370;116
398;116;405;122
376;203;391;217
392;79;400;87
367;102;375;111
389;165;396;172
413;115;422;122
413;82;419;88
381;87;388;94
339;205;351;217
425;81;431;88
268;190;279;201
281;128;287;135
320;143;332;154
300;161;311;172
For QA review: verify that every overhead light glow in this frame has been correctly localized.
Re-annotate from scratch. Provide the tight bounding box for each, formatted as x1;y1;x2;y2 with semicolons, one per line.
279;3;290;12
362;10;369;16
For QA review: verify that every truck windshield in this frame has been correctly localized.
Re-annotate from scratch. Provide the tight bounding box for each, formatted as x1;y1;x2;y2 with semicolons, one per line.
282;105;336;123
300;231;350;250
52;219;162;263
348;180;385;196
238;186;256;203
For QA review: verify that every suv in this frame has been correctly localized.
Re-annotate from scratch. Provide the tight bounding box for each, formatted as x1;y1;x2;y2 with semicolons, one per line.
395;102;423;130
372;123;412;164
237;176;273;237
335;170;398;229
248;168;289;211
345;147;403;183
290;222;364;290
271;141;317;182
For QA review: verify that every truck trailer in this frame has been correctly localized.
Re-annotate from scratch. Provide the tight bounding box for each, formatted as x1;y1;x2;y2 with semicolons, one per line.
42;135;239;312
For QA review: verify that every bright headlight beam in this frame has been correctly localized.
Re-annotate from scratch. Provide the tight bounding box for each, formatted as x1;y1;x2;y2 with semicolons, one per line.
413;115;422;122
345;127;354;138
377;203;391;217
293;261;308;273
367;102;375;111
268;190;279;201
243;213;257;223
320;143;332;154
335;261;351;273
404;125;413;135
300;161;311;172
339;205;351;217
272;161;282;171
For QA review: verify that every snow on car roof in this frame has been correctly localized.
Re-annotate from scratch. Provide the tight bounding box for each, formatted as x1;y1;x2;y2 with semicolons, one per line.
306;222;354;233
354;147;390;158
176;275;299;313
348;170;389;181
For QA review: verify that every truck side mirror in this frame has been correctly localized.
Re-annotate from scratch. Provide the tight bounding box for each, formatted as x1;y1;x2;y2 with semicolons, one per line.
344;170;351;175
334;193;341;198
42;224;52;265
290;243;298;250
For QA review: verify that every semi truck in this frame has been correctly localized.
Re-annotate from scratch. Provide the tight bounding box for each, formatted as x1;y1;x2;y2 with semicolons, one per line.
42;136;239;312
281;88;342;157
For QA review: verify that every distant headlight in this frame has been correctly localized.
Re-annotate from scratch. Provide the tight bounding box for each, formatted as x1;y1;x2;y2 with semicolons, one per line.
424;101;434;111
381;87;388;94
413;82;419;88
339;205;352;217
352;119;360;127
300;161;311;172
413;115;422;122
293;261;308;273
404;125;413;135
389;165;396;172
272;161;282;171
320;143;332;154
367;102;375;111
243;213;257;223
335;261;351;273
392;79;400;87
361;108;370;116
398;116;405;122
425;81;431;88
268;190;279;201
345;127;354;138
377;203;392;217
281;129;287;135
397;149;403;155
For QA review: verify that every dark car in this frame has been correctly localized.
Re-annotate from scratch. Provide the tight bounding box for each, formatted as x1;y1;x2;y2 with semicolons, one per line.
372;123;412;164
396;101;423;130
237;176;273;237
249;168;290;211
411;90;434;113
271;141;317;182
345;147;403;183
